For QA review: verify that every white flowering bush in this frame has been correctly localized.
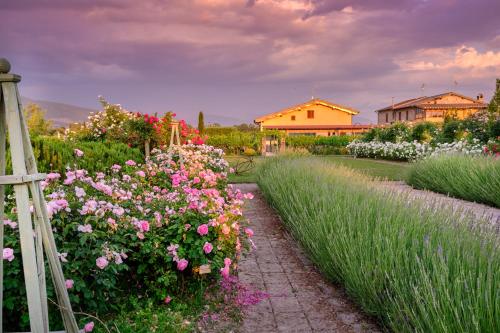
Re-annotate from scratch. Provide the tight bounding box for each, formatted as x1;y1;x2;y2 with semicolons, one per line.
3;144;253;330
347;139;486;161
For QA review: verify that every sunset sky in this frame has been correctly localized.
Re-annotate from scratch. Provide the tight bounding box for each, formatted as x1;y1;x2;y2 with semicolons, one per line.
2;0;500;124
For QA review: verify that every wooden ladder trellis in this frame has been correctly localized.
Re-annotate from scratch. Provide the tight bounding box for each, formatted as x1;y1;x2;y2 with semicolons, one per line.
0;58;79;332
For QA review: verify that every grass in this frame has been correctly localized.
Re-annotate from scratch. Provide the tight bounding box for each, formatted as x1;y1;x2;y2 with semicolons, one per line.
257;156;499;333
408;155;500;208
320;155;409;181
227;154;409;183
93;280;241;332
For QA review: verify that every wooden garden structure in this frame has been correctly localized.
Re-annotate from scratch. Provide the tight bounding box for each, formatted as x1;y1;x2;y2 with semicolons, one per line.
0;58;79;332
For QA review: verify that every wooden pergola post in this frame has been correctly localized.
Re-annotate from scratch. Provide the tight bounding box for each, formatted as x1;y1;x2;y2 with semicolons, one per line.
0;58;79;332
169;120;181;147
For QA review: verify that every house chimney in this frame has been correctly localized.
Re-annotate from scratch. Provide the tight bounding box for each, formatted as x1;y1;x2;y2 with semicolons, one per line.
477;93;484;102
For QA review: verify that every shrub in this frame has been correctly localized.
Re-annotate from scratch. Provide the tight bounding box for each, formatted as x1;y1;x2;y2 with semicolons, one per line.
411;121;438;142
205;132;261;155
361;128;383;142
285;135;355;155
347;139;485;161
378;122;411;143
6;136;143;175
257;156;499;332
3;144;253;330
408;155;500;207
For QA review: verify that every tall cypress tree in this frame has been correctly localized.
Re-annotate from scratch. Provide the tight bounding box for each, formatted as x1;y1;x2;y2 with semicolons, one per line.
488;79;500;115
198;111;205;134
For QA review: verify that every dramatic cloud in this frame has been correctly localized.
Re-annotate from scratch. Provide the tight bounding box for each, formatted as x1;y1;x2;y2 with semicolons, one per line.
1;0;498;124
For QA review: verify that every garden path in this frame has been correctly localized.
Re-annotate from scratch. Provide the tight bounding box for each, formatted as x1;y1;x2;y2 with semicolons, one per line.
235;183;380;333
379;181;500;231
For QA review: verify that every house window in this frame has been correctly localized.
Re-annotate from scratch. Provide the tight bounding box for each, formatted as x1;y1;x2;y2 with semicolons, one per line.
405;111;408;120
385;113;389;123
291;115;296;121
307;110;314;119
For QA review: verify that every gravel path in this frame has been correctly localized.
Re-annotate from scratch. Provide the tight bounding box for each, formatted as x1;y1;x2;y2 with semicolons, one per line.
378;181;500;232
235;184;380;333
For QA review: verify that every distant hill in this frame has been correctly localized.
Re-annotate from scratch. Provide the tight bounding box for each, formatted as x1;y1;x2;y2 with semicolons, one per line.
21;97;96;128
353;114;376;125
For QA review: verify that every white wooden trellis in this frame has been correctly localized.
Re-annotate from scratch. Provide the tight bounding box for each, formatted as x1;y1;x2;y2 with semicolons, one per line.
0;58;79;332
169;120;181;147
169;120;184;167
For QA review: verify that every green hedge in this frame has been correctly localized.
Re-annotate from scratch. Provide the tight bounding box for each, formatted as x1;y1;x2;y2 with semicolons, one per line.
6;136;143;175
286;135;355;154
408;155;500;208
205;132;261;155
258;156;499;332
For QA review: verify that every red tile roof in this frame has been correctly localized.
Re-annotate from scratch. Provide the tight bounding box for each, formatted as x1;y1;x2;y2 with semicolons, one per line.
376;92;487;112
261;124;375;130
255;98;359;123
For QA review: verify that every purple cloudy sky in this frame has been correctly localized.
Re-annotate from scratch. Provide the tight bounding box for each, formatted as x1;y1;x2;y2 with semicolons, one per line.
1;0;500;124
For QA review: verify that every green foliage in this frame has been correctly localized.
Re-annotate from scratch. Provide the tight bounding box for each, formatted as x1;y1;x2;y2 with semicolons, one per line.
96;298;194;333
204;127;240;136
205;131;261;155
411;121;438;142
234;123;258;132
23;103;53;136
3;145;245;330
362;123;412;143
361;127;383;142
19;136;143;175
491;119;500;138
197;112;205;135
441;120;465;142
257;156;499;333
379;122;411;142
488;79;500;116
408;155;500;207
285;135;355;154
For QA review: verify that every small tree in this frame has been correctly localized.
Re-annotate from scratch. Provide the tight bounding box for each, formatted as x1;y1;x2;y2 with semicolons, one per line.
23;103;53;136
488;78;500;117
197;111;205;135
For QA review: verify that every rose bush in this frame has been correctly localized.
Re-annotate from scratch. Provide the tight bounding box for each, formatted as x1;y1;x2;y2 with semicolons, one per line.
347;139;485;161
2;144;253;330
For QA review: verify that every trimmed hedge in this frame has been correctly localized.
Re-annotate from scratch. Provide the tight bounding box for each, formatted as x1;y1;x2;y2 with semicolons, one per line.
286;135;355;155
6;136;143;175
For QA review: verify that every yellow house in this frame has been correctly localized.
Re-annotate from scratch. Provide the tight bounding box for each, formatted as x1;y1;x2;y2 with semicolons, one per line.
254;98;373;136
376;92;488;125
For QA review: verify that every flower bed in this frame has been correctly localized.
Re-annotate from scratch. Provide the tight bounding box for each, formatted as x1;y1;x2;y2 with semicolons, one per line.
408;154;500;208
347;139;485;161
2;144;253;330
257;156;499;332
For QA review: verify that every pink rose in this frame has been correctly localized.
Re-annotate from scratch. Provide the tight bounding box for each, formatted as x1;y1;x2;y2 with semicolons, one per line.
244;228;254;237
3;248;14;262
203;242;213;254
84;321;94;332
74;149;84;157
193;177;200;184
125;160;137;166
136;170;146;178
65;279;74;289
140;220;150;232
220;258;231;279
177;259;188;271
197;224;209;236
164;295;172;304
96;256;108;270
